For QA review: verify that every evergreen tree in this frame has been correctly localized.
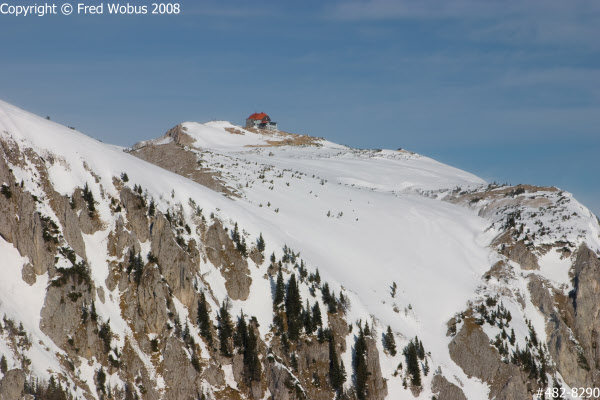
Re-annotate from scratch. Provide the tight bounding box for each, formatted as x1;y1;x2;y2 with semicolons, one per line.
183;322;191;344
217;300;234;357
191;352;202;372
273;267;285;308
322;282;337;313
383;326;397;356
97;367;106;394
256;233;265;253
234;311;248;351
81;301;89;323
303;299;314;334
540;360;548;386
329;337;346;392
127;249;144;285
417;338;425;360
403;339;421;387
197;292;213;346
45;375;68;400
0;355;7;374
363;321;371;337
231;223;240;244
82;183;96;215
285;274;302;341
148;199;156;217
99;320;112;353
243;326;262;383
353;326;369;400
317;327;326;343
529;322;539;347
90;300;98;322
312;302;323;328
552;377;565;399
339;291;348;311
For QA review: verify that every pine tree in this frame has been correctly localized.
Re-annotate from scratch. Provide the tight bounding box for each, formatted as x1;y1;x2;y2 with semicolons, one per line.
244;326;262;383
127;249;144;285
285;274;302;341
99;320;112;353
354;326;369;400
303;299;314;334
312;302;322;328
530;324;538;347
552;377;565;399
217;300;233;357
183;322;191;343
322;282;334;311
509;328;516;345
0;355;7;374
97;367;106;394
82;183;96;215
317;327;326;343
417;338;425;359
363;321;371;337
81;302;89;323
403;339;421;387
197;292;213;346
234;311;248;351
191;352;202;372
231;222;240;244
383;326;397;356
274;267;285;308
329;337;346;392
256;233;265;253
148;199;156;217
90;300;98;322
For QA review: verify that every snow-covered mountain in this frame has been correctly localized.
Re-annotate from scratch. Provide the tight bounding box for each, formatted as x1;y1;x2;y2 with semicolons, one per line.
0;98;599;400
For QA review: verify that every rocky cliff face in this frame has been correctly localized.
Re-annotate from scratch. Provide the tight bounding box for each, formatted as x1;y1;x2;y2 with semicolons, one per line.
0;101;599;400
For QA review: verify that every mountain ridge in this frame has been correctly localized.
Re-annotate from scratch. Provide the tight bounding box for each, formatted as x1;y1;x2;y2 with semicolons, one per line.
0;98;599;400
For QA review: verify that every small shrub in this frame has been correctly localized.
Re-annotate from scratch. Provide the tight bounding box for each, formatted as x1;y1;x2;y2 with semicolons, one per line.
0;184;12;199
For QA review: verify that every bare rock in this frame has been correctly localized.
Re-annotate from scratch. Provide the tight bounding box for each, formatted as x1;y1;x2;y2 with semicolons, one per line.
131;140;235;196
0;369;25;400
503;240;539;270
135;265;170;335
53;192;87;260
204;220;252;301
21;263;36;286
162;336;204;399
365;336;387;400
431;374;467;400
107;215;138;259
535;244;600;388
449;316;529;399
329;312;349;354
119;187;150;242
249;248;264;266
265;358;292;400
150;213;199;308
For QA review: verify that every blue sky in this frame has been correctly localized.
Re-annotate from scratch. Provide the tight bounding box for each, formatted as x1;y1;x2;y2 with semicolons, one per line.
1;0;599;215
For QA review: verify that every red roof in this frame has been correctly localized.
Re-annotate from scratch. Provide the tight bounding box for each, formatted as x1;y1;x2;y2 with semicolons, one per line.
248;112;269;120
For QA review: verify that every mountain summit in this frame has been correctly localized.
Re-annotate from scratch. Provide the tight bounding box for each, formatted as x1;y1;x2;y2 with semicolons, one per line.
0;99;598;400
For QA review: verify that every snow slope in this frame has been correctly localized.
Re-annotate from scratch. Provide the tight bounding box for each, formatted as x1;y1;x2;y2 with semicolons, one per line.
1;99;598;399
